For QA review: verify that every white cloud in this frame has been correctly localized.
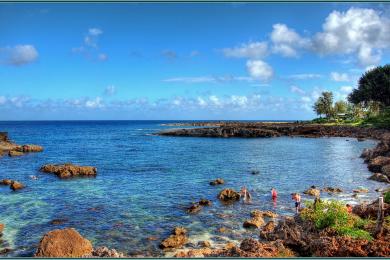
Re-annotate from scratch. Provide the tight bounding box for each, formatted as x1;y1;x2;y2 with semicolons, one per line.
85;97;103;109
72;28;107;62
163;75;253;84
330;72;350;82
0;45;38;66
104;85;116;96
286;73;322;80
290;85;306;95
222;41;268;59
312;7;390;66
246;60;273;82
271;23;310;57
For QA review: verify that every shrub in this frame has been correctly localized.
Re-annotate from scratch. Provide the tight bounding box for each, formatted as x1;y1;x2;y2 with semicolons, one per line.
301;200;373;240
385;191;390;204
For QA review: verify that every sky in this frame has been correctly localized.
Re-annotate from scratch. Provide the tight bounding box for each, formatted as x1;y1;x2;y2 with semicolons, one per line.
1;2;390;120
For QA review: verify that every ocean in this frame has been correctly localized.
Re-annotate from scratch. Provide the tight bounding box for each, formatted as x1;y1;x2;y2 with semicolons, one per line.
0;120;387;256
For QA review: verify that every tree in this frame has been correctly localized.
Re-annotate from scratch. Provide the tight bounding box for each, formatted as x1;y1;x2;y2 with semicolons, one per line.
313;92;335;118
348;64;390;107
334;100;347;114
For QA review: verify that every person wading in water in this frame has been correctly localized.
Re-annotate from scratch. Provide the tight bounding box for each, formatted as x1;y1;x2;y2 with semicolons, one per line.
240;186;252;204
292;193;301;213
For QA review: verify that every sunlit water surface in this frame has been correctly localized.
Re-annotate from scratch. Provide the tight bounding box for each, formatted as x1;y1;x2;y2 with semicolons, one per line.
0;121;387;256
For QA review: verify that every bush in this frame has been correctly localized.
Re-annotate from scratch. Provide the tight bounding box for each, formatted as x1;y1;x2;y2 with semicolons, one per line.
301;200;373;240
385;191;390;204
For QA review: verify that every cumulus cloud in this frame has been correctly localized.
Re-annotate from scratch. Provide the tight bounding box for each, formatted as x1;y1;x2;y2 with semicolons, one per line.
163;75;253;84
330;72;350;82
246;60;273;82
312;7;390;66
222;41;269;59
270;24;310;57
0;45;38;66
339;85;353;93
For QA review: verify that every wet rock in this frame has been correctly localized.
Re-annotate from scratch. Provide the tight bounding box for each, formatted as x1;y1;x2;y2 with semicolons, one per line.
40;163;97;179
159;227;188;249
369;173;390;183
198;240;211;248
0;179;12;185
243;213;265;229
322;187;343;193
0;223;4;234
382;164;390;177
8;150;24;157
353;188;369;193
210;178;224;186
50;218;68;225
16;144;43;153
91;246;126;257
10;181;24;191
260;221;276;239
34;228;93;257
251;170;260;175
303;187;321;197
368;156;390;172
187;204;202;214
198;199;212;206
218;188;240;202
147;236;158;241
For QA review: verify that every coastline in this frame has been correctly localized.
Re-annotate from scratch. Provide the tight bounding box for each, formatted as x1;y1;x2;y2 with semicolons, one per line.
0;122;389;257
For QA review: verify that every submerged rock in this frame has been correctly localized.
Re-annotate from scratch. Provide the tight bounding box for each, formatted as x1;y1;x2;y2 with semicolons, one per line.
198;199;212;206
34;228;93;257
251;170;260;175
243;215;265;229
40;163;97;179
159;227;188;249
50;218;68;225
218;189;240;202
187;204;202;214
210;178;224;186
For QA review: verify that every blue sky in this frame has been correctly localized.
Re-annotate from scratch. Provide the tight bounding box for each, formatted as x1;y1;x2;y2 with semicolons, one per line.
1;3;390;120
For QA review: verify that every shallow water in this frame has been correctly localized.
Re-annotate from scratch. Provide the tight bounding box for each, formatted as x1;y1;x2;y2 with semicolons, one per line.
0;121;387;256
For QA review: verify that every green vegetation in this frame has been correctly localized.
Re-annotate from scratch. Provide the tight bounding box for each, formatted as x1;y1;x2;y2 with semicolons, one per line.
312;64;390;128
384;191;390;204
301;200;373;240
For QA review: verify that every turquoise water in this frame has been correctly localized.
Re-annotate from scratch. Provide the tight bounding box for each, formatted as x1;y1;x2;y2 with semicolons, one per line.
0;121;387;257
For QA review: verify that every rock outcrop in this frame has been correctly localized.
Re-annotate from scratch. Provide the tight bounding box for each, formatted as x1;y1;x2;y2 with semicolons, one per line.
198;199;212;206
369;173;390;183
187;204;202;214
210;178;224;186
8;150;24;157
40;163;97;179
322;187;343;193
303;187;321;197
0;133;43;156
34;228;93;257
218;189;240;202
10;181;24;191
159;227;188;249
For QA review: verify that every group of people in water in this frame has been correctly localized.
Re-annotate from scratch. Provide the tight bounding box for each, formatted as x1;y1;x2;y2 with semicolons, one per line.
239;186;302;213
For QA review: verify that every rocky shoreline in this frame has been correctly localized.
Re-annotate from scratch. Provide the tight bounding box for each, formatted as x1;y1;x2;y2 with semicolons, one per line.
1;125;390;257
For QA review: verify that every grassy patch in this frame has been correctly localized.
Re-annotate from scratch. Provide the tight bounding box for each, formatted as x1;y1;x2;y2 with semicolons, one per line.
301;200;373;241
